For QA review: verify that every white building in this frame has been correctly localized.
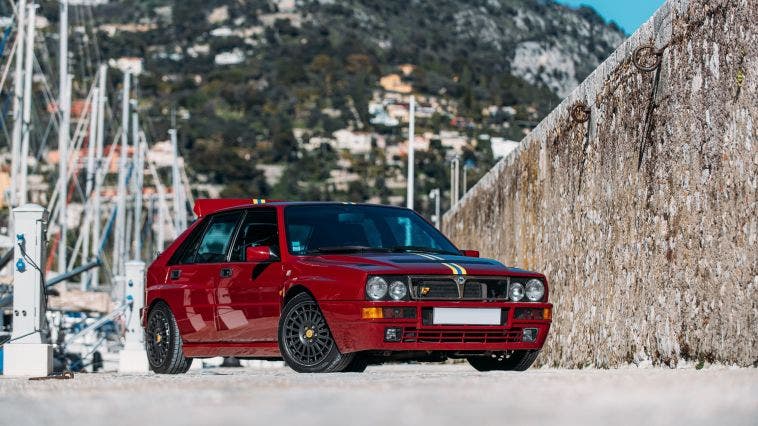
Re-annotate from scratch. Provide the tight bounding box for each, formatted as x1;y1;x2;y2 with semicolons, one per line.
491;137;520;159
147;141;175;168
303;136;335;152
215;49;245;65
110;57;144;75
333;130;373;154
439;130;469;153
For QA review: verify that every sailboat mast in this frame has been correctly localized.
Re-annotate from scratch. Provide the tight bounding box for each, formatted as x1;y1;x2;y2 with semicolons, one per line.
9;0;26;218
57;0;70;274
114;70;130;276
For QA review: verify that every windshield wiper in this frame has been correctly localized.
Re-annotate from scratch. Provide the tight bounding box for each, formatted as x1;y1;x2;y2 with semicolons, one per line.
306;246;391;254
388;246;459;256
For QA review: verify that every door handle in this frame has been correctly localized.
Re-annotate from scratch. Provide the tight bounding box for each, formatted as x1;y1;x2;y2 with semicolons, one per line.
170;270;181;280
220;268;233;278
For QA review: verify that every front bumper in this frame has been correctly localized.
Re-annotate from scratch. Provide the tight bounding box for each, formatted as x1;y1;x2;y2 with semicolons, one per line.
319;300;552;353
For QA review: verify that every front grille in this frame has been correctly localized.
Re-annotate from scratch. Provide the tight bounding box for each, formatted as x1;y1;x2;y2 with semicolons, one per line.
402;327;523;344
410;276;510;300
414;279;459;299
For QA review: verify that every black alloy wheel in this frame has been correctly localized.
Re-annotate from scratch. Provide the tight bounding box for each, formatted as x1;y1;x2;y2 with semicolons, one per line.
467;350;540;372
146;301;193;374
278;293;355;373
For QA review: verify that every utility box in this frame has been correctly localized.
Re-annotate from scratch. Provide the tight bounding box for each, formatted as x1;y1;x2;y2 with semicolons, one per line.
3;204;53;376
118;260;149;373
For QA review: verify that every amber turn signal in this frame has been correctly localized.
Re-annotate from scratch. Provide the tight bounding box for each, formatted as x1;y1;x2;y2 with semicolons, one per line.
543;308;552;320
361;307;383;319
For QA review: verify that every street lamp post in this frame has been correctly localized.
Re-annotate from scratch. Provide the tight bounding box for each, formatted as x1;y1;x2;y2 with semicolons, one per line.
429;188;441;229
406;95;415;210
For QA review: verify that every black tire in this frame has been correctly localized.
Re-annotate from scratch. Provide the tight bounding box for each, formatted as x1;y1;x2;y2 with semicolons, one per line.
92;351;103;372
341;354;369;373
146;301;193;374
467;350;540;372
278;293;354;373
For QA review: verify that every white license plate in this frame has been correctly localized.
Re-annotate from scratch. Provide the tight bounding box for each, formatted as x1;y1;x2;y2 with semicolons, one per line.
432;308;502;325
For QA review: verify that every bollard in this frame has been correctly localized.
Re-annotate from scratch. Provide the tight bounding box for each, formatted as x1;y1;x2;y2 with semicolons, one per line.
3;204;53;376
118;260;149;373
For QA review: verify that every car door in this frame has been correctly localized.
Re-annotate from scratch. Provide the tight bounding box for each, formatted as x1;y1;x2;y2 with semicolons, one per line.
215;208;284;342
165;219;217;342
168;210;243;343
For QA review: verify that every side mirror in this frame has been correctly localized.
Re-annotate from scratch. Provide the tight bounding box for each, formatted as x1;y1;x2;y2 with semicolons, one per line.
461;250;479;258
246;246;276;262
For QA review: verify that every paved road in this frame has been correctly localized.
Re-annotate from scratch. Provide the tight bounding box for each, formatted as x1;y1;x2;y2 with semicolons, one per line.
1;364;756;426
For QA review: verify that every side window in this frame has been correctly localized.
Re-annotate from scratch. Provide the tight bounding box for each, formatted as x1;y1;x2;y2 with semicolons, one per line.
230;209;279;261
169;220;208;265
194;212;242;263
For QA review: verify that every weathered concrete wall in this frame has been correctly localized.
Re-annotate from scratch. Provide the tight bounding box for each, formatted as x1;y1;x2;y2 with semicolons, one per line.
443;0;756;367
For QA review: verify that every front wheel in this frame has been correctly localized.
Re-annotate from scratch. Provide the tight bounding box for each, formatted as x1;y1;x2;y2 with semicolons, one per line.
278;293;354;373
467;350;540;372
145;301;193;374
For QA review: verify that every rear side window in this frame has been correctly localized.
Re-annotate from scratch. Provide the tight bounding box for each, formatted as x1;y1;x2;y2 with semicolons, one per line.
169;220;208;265
194;211;242;263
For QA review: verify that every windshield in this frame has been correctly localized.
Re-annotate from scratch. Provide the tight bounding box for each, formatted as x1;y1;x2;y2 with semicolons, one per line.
284;204;460;255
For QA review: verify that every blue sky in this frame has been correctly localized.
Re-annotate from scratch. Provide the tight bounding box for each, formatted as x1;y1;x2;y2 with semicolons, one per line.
555;0;666;34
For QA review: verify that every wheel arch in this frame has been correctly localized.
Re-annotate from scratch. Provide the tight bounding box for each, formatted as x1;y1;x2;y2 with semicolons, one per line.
282;284;316;306
142;297;170;328
147;297;169;311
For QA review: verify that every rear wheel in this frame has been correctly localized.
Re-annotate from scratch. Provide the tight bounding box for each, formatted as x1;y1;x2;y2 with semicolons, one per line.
467;350;540;372
278;293;354;373
146;301;193;374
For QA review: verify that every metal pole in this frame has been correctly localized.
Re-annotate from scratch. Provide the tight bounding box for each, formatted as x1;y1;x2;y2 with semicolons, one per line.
406;95;415;210
84;88;99;198
450;161;454;206
81;87;98;290
462;164;467;195
95;65;107;160
455;157;460;202
114;71;130;276
9;0;26;217
156;185;165;252
146;147;168;252
131;104;143;260
57;0;70;275
170;128;185;235
450;157;460;205
18;2;35;206
91;64;107;289
429;188;440;229
435;189;440;228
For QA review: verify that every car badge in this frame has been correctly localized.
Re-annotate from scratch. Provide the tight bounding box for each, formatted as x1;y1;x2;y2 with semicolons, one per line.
420;287;431;296
456;276;466;285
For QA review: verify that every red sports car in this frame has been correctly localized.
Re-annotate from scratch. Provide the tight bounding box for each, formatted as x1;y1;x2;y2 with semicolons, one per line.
142;199;552;373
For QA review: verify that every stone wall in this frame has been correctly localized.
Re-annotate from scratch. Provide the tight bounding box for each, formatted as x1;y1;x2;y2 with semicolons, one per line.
443;0;756;367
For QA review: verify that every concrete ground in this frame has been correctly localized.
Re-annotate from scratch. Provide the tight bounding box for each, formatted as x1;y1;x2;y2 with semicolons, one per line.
0;363;756;426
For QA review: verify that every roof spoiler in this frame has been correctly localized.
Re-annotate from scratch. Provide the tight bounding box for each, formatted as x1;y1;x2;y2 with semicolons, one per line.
193;198;280;217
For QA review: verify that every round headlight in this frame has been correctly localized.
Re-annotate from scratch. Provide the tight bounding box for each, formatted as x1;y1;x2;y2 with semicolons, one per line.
525;279;544;302
389;281;408;300
366;276;388;300
509;282;524;302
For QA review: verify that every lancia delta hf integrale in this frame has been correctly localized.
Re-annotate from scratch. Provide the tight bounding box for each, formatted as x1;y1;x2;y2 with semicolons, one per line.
142;199;552;373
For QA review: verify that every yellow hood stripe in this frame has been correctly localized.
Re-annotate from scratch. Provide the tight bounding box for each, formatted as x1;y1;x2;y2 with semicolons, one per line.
442;263;467;275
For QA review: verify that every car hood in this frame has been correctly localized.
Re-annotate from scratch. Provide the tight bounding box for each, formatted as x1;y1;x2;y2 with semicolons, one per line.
298;252;540;277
